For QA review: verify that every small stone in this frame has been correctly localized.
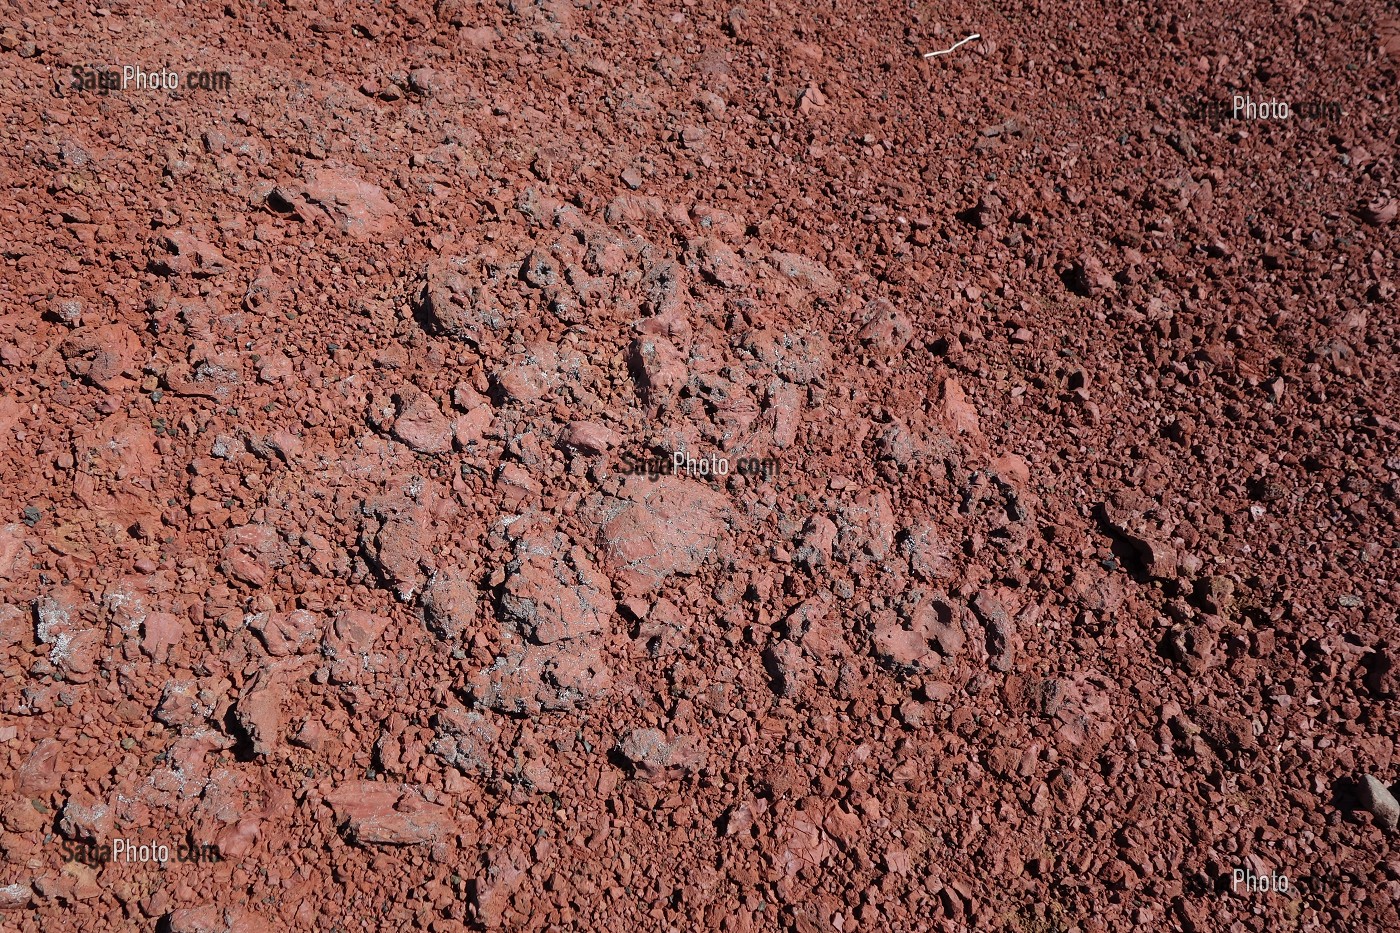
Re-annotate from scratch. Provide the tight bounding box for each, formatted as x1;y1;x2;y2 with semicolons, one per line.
498;537;615;645
419;570;478;641
560;421;617;454
857;299;913;356
628;335;687;407
391;386;453;454
141;611;187;661
595;478;727;593
971;590;1016;672
408;67;442;95
1360;775;1400;832
0;883;33;910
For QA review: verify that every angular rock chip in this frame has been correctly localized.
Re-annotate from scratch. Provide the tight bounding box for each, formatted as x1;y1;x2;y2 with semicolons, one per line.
234;670;285;757
16;738;65;796
970;590;1016;672
248;609;318;657
418;257;505;346
628;335;686;407
390;386;453;454
872;612;940;673
770;251;838;296
220;524;286;588
857;298;914;356
431;703;500;775
153;231;228;277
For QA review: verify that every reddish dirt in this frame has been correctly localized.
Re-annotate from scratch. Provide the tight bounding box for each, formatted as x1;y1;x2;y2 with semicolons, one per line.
1;0;1398;930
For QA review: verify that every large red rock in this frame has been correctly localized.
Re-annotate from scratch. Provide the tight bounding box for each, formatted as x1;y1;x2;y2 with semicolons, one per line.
595;478;727;593
302;169;398;238
499;535;614;645
324;782;452;845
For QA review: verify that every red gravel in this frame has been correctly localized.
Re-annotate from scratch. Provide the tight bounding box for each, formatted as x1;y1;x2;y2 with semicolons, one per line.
1;1;1398;930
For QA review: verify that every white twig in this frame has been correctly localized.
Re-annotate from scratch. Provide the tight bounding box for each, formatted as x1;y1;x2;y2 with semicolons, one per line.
923;33;980;58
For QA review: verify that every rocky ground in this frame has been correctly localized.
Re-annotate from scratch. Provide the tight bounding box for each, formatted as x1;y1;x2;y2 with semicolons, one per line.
0;0;1397;930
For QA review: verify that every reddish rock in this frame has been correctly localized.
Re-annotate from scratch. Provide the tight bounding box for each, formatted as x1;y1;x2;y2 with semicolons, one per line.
419;570;478;641
907;592;965;657
899;524;953;580
0;524;30;581
155;677;231;731
739;328;831;384
418;257;504;346
628;335;687;407
560;420;617;454
1049;674;1117;757
836;489;895;561
770;251;838;296
595;478;727;593
165;906;270;933
970;590;1017;673
153;230;228;277
234;669;285;757
453;406;494;447
359;487;442;602
775;814;832;888
16;738;64;796
763;379;804;449
431;703;500;776
794;514;837;574
469;643;610;715
248;609;318;657
390;386;454;454
327;609;391;655
0;883;33;910
872;614;939;673
492;343;571;404
302;169;398;238
141;611;187;661
471;847;528;929
0;603;29;649
764;639;810;697
687;236;747;288
617;728;707;781
58;792;113;844
937;377;983;442
60;324;142;389
499;536;615;645
857;298;914;356
220;524;286;588
34;589;100;682
324;781;452;845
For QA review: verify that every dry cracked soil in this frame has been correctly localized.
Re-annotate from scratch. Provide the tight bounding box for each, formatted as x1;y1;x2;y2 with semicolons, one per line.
0;0;1398;931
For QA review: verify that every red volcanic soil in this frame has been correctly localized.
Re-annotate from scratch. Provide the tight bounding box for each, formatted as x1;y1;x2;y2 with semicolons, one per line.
0;1;1397;930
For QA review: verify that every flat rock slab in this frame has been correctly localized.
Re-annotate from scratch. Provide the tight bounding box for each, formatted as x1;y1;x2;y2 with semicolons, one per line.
325;782;453;846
